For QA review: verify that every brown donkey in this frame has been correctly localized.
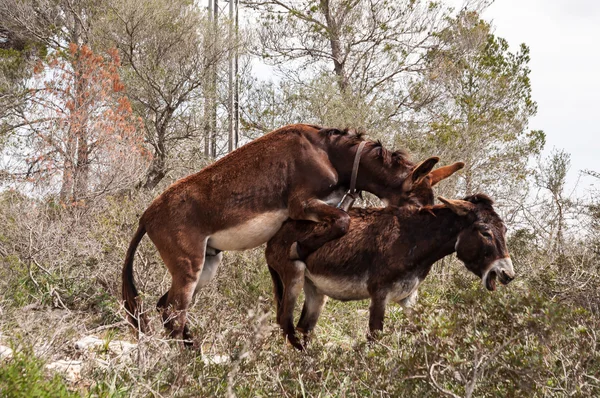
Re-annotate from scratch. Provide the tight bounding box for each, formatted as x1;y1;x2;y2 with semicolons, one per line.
122;123;439;344
265;193;515;350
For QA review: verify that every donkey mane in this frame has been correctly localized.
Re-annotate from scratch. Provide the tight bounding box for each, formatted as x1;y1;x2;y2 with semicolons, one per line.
319;127;365;141
372;140;412;168
319;127;413;168
464;193;494;206
418;193;498;218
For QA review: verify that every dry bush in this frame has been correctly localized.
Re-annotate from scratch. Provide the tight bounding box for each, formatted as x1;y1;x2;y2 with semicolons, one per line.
1;187;599;397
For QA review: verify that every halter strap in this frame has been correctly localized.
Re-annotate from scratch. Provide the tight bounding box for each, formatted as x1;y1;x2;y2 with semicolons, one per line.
336;140;367;211
350;140;367;193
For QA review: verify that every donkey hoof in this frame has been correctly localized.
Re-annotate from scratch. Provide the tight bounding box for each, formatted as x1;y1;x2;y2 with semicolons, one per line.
183;339;199;350
367;330;382;343
300;332;313;348
287;335;305;351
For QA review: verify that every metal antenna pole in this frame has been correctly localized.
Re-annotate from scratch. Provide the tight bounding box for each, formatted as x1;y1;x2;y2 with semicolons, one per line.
204;0;212;157
234;0;239;148
211;0;218;157
228;0;234;152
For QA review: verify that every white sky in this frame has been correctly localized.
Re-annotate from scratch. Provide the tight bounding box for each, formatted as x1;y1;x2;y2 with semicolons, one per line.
251;0;600;194
473;0;600;192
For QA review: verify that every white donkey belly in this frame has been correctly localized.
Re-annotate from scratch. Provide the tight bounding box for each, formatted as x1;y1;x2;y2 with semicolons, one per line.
306;271;370;301
208;210;289;251
388;278;421;305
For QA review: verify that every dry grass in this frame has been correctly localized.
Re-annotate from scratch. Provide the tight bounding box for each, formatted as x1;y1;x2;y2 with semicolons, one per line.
1;190;599;397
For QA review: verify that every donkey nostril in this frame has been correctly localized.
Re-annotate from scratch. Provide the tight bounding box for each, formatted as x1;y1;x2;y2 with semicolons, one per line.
501;269;514;282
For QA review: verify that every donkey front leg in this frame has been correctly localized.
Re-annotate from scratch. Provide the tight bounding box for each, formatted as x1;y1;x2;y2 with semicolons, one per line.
288;197;351;260
296;277;327;342
280;261;306;350
367;292;389;341
267;265;285;325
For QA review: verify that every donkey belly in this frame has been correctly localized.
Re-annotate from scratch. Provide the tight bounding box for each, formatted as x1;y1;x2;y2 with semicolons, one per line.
305;270;370;301
208;210;289;251
388;277;421;304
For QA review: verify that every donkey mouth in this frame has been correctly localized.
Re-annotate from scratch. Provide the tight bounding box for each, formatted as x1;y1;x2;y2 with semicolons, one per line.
485;269;514;291
485;270;497;291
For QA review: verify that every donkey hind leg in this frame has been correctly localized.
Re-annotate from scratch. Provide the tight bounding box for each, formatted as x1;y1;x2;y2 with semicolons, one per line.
296;277;327;345
157;238;208;348
157;249;219;333
193;248;222;298
156;290;196;344
288;198;351;260
280;261;306;350
267;265;284;325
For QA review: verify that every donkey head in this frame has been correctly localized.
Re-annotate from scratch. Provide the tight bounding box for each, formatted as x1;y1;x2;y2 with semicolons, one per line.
322;129;437;201
438;194;515;291
381;160;465;207
321;128;464;208
351;140;428;201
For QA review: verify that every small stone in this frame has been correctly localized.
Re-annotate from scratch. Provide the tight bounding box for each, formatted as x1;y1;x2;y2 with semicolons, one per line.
0;345;13;360
108;340;137;356
93;358;110;369
202;354;230;366
75;335;104;350
46;360;82;382
454;370;463;382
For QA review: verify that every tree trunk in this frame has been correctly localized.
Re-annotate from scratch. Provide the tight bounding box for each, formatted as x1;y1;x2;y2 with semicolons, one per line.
554;194;564;256
60;129;76;203
204;0;214;157
143;153;166;190
72;44;89;202
143;129;166;189
74;133;89;200
321;0;349;93
464;168;473;196
143;114;170;189
211;0;218;157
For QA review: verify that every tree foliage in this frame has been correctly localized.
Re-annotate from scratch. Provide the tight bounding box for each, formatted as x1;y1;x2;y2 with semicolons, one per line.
99;0;239;187
245;0;449;135
6;44;148;202
407;10;545;201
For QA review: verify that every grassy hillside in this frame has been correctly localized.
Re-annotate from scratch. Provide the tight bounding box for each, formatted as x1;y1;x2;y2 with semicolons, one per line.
1;190;599;397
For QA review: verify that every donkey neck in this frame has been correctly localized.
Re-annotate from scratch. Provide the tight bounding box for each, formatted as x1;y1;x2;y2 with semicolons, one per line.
394;206;473;276
326;141;364;186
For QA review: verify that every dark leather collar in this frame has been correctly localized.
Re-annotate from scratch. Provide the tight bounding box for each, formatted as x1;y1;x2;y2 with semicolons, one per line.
336;140;367;211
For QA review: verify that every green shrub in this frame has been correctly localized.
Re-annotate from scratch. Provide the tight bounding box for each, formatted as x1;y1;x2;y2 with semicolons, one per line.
0;349;79;398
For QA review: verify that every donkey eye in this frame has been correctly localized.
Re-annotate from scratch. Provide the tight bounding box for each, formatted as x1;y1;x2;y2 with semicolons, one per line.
481;231;493;239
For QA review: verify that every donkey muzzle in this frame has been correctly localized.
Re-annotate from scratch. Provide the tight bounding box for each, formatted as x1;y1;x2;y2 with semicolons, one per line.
483;258;515;291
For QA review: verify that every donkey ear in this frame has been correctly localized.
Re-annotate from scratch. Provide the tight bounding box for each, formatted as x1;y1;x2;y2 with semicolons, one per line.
430;162;465;186
402;156;439;191
438;196;474;216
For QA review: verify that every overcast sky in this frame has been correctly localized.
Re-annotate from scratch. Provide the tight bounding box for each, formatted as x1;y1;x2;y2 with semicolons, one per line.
252;0;599;194
472;0;600;193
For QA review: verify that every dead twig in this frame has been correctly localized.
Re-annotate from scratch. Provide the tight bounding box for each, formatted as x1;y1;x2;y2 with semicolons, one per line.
86;320;129;334
429;362;462;398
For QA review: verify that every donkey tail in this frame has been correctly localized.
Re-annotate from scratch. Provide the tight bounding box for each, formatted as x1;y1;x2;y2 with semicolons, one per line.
122;222;150;333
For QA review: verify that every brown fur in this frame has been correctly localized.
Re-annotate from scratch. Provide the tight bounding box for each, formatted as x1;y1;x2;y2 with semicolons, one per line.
122;124;434;344
265;167;516;350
